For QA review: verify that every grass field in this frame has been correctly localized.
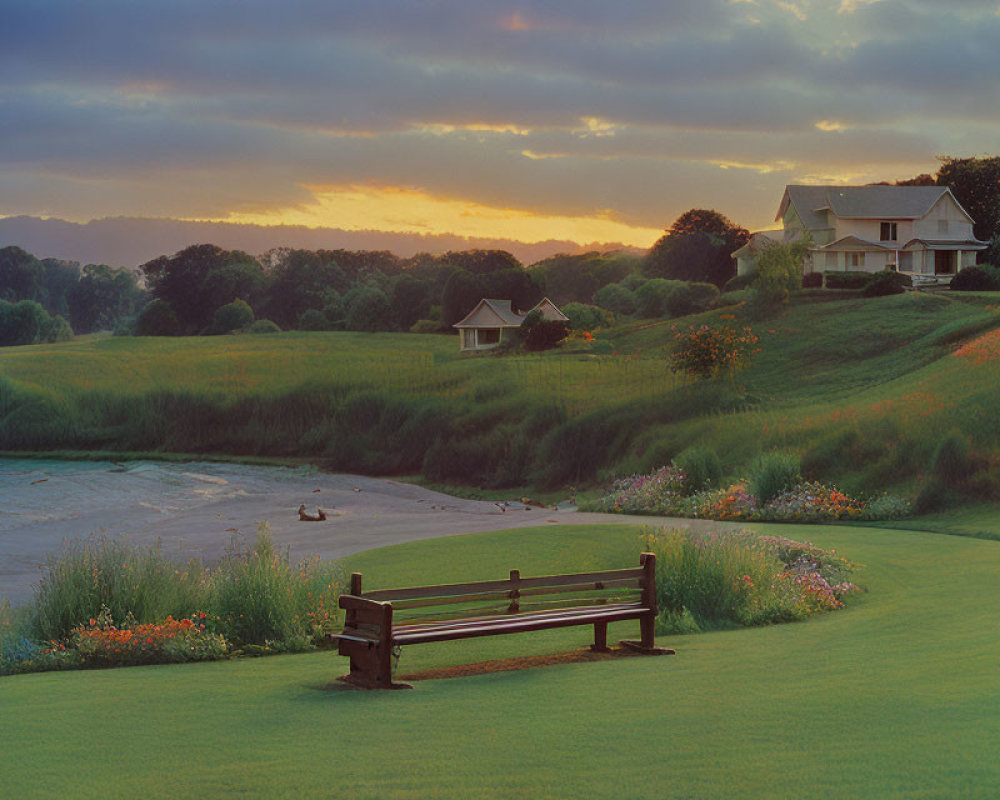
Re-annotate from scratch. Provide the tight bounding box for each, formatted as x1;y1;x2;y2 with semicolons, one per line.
2;291;1000;496
2;522;998;798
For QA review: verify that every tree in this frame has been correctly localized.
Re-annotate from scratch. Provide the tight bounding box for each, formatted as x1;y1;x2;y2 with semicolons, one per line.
389;275;434;331
645;210;750;288
263;250;349;328
0;300;48;346
344;286;392;332
442;250;521;275
519;310;568;351
211;299;255;334
440;269;486;328
483;269;543;313
936;156;1000;243
593;283;637;316
896;174;936;186
134;299;180;336
140;244;265;334
67;264;146;333
752;241;808;309
0;247;44;303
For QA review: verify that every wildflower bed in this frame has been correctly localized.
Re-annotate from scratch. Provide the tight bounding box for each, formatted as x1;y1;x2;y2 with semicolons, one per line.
584;466;911;523
643;526;859;631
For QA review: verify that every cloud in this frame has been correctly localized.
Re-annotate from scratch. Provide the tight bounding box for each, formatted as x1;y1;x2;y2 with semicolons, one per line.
2;0;999;242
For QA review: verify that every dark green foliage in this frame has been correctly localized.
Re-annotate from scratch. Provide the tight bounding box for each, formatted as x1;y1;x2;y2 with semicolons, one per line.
0;246;45;303
863;271;911;297
665;282;720;317
263;249;349;328
40;314;73;343
593;283;637;315
915;479;952;514
644;210;750;288
950;265;1000;291
297;308;329;331
825;271;874;290
390;275;435;331
634;278;685;318
562;302;613;331
211;299;254;334
519;312;569;351
440;269;485;328
67;263;146;333
344;285;392;332
724;272;757;292
749;452;801;505
482;269;542;314
527;252;638;306
801;272;823;288
0;300;47;346
134;299;180;336
673;446;723;494
932;433;972;488
140;244;265;334
247;319;281;334
936;155;1000;242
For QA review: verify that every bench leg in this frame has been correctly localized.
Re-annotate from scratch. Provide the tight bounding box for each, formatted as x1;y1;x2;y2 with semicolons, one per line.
619;613;676;656
591;621;610;653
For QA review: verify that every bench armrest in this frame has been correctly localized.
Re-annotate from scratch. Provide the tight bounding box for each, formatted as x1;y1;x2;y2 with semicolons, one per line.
339;594;387;612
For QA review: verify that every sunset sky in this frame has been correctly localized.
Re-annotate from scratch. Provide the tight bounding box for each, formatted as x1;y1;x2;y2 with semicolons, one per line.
4;0;1000;250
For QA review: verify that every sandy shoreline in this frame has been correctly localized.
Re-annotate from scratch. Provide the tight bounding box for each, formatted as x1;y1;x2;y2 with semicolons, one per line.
0;459;728;605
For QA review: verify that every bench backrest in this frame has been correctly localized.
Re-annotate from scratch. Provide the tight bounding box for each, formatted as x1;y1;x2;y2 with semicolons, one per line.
346;553;657;629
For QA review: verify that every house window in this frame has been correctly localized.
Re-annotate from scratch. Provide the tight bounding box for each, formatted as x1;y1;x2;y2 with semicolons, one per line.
478;329;501;346
847;252;865;268
880;222;897;241
463;330;476;349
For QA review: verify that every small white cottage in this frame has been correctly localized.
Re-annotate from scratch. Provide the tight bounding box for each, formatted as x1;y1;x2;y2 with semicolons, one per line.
453;297;568;351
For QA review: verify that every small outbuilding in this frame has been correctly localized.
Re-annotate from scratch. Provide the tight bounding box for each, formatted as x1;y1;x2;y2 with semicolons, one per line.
453;297;568;351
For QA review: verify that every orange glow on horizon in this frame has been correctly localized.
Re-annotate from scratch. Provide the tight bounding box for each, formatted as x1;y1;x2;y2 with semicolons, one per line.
211;185;662;247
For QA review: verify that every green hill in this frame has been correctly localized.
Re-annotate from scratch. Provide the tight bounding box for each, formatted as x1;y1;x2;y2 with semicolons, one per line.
1;291;998;503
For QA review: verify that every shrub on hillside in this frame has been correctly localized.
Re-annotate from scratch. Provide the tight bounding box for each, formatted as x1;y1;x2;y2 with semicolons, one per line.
724;272;757;292
134;299;180;336
39;314;74;343
863;271;911;297
673;446;723;495
410;318;442;334
950;265;1000;291
670;324;759;379
297;308;330;331
247;319;281;334
635;279;685;318
665;282;720;317
519;310;569;351
801;272;823;288
931;432;972;488
749;452;801;506
562;302;614;331
824;271;872;290
593;283;637;316
211;299;254;333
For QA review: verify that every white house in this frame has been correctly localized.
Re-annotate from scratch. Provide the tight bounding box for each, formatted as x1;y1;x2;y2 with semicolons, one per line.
453;297;567;351
776;184;987;278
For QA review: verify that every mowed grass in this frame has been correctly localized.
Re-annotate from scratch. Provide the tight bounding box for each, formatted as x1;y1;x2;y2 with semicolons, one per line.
2;523;998;798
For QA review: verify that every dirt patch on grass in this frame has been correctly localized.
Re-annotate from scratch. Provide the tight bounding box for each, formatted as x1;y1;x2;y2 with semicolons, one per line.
398;645;652;681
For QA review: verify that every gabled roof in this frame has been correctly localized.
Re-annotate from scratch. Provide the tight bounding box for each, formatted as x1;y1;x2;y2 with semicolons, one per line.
817;235;892;251
901;237;988;251
777;185;973;228
452;297;567;329
453;298;524;329
731;229;784;259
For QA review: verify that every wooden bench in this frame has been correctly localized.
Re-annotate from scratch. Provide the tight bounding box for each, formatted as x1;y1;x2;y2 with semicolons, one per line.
332;552;673;689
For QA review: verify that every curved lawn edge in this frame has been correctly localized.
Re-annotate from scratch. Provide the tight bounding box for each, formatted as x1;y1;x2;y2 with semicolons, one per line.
2;523;998;799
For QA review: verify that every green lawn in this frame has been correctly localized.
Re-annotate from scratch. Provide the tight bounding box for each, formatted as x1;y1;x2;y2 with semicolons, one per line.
2;522;998;798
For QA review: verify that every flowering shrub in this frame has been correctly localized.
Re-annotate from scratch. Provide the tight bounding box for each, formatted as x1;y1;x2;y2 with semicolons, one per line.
71;605;229;667
587;466;686;513
642;527;860;630
670;324;759;379
584;468;911;522
1;635;80;675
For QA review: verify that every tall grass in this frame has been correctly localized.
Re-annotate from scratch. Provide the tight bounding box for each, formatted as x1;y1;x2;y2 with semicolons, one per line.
208;523;340;649
642;527;856;630
32;536;207;640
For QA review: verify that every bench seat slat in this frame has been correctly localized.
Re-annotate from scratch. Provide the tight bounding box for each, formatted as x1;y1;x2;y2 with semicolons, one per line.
392;601;643;633
393;606;649;645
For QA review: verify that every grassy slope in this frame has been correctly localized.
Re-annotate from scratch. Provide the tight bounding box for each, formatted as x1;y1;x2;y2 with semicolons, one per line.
2;523;998;799
2;291;1000;495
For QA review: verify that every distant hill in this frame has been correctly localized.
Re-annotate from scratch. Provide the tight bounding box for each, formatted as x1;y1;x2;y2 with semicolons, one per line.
0;215;644;268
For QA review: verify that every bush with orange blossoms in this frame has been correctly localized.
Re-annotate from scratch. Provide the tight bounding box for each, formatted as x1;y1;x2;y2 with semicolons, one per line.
71;605;229;667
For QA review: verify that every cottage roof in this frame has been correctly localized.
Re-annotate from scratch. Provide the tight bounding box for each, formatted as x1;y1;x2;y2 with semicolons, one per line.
818;235;892;251
777;185;972;228
452;297;567;329
731;229;784;259
901;237;987;251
